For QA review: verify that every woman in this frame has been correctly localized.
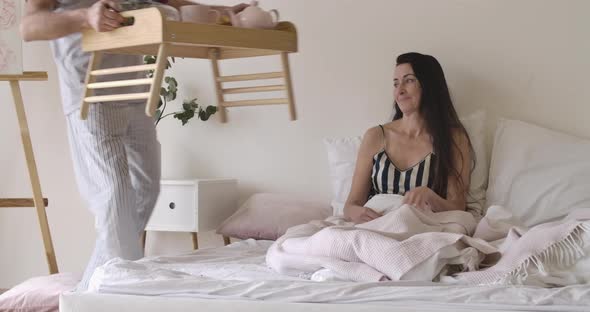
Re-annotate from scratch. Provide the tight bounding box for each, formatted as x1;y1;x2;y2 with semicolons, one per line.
344;52;475;224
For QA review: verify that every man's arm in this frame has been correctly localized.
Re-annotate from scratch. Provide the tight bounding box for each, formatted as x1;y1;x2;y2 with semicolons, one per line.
21;0;125;42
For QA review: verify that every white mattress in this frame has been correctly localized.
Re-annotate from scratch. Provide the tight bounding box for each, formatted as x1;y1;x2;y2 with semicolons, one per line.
65;240;590;312
59;291;590;312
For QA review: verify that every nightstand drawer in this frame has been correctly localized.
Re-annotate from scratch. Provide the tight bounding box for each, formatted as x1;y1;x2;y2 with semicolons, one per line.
145;179;237;232
147;184;196;232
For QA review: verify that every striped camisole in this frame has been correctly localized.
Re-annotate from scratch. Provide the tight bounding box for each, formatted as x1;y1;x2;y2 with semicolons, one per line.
371;125;436;195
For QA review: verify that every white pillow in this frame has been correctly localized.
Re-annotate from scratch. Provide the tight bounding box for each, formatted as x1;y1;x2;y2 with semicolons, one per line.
485;118;590;227
324;136;362;216
324;110;488;217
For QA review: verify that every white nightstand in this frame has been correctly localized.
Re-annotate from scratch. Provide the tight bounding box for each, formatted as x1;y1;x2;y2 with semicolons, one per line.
144;179;237;249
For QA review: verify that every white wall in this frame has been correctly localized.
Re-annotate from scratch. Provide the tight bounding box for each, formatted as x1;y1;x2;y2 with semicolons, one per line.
1;0;589;287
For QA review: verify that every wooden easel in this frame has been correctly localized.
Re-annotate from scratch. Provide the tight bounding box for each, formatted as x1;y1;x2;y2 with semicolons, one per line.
0;72;58;274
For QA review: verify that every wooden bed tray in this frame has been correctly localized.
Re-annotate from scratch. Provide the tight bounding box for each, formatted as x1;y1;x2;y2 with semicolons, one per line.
80;7;298;122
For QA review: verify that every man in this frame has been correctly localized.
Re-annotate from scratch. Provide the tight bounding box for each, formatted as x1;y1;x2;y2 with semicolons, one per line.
21;0;245;290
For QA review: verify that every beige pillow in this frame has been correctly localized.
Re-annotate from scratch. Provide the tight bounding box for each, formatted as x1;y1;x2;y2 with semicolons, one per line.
217;193;332;240
0;273;78;312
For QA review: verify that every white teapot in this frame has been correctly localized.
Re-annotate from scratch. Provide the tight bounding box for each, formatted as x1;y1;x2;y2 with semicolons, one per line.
229;1;279;29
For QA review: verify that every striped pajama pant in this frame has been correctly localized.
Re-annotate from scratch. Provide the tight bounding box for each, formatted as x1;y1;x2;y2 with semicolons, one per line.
66;103;161;290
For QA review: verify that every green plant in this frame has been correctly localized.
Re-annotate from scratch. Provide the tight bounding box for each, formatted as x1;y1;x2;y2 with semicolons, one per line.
144;56;217;126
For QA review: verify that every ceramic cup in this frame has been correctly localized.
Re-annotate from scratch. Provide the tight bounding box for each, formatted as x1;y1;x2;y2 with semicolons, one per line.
180;5;220;24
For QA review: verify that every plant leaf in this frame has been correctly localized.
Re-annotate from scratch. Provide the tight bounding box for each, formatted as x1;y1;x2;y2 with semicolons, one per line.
182;102;193;111
144;55;156;64
164;91;173;102
173;110;195;126
206;105;217;115
198;109;210;121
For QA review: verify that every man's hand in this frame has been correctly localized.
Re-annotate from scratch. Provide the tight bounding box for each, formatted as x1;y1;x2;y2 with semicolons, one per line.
86;0;125;32
402;186;436;212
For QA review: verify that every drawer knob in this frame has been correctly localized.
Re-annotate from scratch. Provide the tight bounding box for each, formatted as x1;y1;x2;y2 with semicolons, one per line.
168;202;176;209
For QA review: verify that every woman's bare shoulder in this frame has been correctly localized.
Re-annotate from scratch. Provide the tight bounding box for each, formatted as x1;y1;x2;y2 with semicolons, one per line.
362;126;383;143
363;121;401;140
360;126;387;156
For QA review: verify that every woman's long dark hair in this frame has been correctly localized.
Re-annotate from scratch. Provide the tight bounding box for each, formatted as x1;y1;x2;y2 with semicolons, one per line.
393;52;474;198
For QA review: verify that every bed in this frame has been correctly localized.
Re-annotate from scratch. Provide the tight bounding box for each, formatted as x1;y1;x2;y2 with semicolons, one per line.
60;117;590;312
60;240;590;312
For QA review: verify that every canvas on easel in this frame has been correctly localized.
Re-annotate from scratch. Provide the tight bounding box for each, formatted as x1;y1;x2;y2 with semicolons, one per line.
0;0;22;74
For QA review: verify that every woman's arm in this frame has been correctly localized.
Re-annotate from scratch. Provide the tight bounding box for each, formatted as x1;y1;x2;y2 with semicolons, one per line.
403;130;471;212
343;127;383;223
21;0;124;41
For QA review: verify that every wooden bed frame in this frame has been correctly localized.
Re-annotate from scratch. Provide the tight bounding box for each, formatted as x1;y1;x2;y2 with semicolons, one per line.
80;7;298;122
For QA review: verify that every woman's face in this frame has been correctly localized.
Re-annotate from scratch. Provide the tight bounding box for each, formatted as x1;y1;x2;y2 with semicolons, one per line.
394;63;421;115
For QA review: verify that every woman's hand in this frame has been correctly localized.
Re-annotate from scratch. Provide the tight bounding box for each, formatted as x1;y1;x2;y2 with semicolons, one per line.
345;205;382;224
86;0;125;32
402;186;436;212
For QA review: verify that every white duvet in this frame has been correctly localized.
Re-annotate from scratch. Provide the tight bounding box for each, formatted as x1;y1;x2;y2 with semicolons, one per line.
267;194;590;286
267;195;494;282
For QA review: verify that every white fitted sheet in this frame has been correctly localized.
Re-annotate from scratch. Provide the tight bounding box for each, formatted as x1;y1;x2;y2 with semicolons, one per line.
80;239;590;311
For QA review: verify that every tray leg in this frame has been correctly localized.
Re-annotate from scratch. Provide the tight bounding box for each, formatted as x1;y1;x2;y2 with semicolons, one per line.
280;52;297;121
10;80;59;274
209;48;227;123
146;43;169;117
80;52;103;120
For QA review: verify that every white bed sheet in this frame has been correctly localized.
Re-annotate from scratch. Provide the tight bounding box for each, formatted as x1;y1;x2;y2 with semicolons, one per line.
80;239;590;311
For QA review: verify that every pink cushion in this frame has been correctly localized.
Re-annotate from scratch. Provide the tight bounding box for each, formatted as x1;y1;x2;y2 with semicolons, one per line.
217;193;332;240
0;273;78;312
